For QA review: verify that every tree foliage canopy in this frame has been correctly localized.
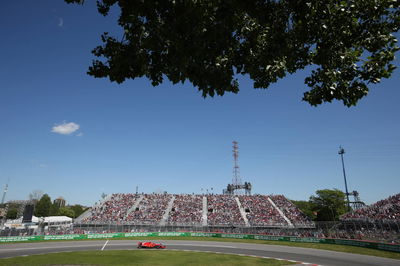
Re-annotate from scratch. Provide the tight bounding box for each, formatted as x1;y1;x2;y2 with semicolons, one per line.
290;200;317;220
34;194;52;217
70;204;86;218
66;0;399;106
49;202;60;216
59;207;75;218
309;189;347;221
6;208;18;219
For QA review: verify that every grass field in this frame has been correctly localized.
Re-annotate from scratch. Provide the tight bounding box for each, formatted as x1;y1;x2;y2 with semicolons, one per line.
0;250;295;266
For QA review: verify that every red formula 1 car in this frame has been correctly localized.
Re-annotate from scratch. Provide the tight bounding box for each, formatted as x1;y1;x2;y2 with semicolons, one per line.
137;241;166;249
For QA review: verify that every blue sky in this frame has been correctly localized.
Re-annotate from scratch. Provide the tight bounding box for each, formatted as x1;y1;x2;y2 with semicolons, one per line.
1;1;399;206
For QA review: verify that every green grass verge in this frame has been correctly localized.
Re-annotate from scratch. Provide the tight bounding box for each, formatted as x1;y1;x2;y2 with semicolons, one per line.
0;250;295;266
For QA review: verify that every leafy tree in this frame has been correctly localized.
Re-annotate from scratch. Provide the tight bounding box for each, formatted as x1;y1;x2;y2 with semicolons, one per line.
65;0;399;106
49;203;60;216
34;194;52;217
59;207;75;218
70;204;86;218
309;189;347;221
290;200;317;220
6;208;18;219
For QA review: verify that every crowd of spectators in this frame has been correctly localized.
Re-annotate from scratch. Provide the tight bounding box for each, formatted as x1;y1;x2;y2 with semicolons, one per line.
81;193;313;227
207;195;245;226
270;195;313;226
168;194;203;225
84;193;138;223
341;193;400;222
239;195;287;226
125;194;172;224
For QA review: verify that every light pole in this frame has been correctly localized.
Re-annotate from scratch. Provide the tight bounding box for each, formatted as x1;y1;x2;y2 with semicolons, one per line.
338;146;351;211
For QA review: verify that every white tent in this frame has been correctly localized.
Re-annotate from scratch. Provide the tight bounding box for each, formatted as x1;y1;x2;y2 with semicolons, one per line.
4;216;72;226
41;216;72;223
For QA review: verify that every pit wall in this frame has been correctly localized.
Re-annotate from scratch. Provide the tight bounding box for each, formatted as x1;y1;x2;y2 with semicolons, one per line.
0;232;399;253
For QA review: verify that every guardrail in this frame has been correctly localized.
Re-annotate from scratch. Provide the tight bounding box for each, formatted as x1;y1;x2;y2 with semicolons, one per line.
1;231;399;253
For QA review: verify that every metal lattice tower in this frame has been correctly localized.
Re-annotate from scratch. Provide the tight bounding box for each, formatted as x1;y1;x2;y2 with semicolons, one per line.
232;141;241;187
1;182;8;205
223;141;251;195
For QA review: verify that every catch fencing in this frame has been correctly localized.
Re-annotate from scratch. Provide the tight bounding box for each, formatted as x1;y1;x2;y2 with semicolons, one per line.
1;220;399;244
0;230;399;254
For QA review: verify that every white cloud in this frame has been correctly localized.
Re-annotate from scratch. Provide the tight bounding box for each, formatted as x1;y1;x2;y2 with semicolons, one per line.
52;122;80;135
58;17;63;27
29;159;49;168
76;132;83;137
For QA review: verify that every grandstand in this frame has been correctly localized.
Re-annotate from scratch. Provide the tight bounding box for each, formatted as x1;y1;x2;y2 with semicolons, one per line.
78;193;314;228
72;192;399;243
341;193;400;222
2;192;399;243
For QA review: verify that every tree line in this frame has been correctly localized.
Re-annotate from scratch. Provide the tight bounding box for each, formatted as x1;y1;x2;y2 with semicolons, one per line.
3;194;87;219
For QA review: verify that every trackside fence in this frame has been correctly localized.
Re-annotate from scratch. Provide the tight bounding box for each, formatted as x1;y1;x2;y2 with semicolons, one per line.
36;220;400;244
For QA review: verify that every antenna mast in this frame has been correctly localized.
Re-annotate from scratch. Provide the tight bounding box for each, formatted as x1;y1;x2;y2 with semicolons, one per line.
1;181;8;205
232;141;241;187
223;141;252;195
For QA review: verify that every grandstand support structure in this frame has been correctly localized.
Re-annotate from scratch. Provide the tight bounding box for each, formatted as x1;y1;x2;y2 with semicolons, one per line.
160;195;175;226
348;190;366;210
223;141;252;195
74;208;91;223
268;197;294;228
235;197;250;226
125;195;144;219
202;196;208;226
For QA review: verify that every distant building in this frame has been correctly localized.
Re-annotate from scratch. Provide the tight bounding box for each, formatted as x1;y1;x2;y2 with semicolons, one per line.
53;197;66;208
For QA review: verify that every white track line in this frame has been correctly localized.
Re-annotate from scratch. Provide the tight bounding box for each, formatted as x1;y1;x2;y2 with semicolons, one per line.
101;240;109;251
0;244;102;251
153;243;237;248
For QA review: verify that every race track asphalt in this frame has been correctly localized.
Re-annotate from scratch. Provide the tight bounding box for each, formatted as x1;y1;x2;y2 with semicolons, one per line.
0;240;399;266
